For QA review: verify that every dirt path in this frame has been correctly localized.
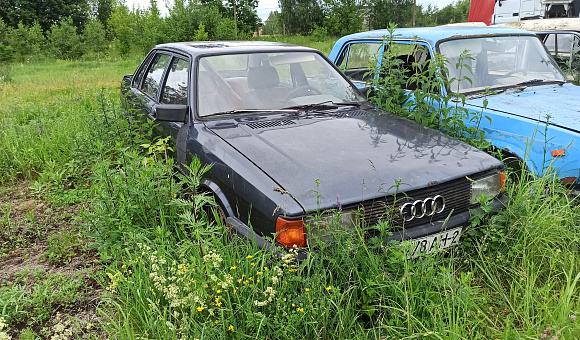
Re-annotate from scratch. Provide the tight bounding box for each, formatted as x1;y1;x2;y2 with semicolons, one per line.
0;183;105;339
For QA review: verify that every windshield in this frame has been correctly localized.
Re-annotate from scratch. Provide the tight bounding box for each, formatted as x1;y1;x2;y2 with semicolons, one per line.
438;36;566;93
197;52;365;117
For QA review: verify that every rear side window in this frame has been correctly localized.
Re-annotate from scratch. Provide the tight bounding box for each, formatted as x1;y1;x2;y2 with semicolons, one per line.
338;43;382;82
143;53;171;100
162;58;190;105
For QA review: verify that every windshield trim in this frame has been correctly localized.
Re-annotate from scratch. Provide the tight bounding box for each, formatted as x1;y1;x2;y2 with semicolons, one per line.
193;50;366;121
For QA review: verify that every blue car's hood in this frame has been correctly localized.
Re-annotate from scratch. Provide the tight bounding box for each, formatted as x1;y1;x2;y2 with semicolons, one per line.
465;84;580;131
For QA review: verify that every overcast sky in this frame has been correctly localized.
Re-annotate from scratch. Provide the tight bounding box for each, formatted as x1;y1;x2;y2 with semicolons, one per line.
125;0;456;22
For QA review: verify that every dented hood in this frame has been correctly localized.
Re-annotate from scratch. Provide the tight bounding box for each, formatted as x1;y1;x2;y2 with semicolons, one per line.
206;108;502;210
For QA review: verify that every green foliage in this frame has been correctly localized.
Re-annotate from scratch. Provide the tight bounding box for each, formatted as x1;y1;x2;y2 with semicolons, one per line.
48;17;84;60
7;22;46;62
311;25;328;41
0;18;8;43
367;28;491;148
108;3;134;57
280;0;324;35
82;18;108;56
262;11;282;35
91;0;114;31
0;270;88;328
0;42;13;62
0;0;90;32
0;62;11;83
194;22;209;41
44;225;86;264
322;0;363;36
430;0;470;25
370;0;415;29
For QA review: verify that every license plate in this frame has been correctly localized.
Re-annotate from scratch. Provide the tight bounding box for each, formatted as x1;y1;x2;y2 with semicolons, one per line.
407;227;462;258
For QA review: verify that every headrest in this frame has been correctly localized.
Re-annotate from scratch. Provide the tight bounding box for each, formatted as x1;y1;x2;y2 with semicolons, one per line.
247;66;279;89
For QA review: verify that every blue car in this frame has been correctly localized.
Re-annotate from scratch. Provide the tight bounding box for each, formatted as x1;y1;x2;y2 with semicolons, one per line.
329;27;580;183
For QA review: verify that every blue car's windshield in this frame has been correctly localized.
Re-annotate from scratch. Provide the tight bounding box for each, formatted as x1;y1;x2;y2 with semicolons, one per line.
197;52;365;117
438;35;566;93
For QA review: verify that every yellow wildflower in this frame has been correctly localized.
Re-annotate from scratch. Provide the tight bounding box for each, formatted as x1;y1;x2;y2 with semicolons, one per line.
297;308;304;312
264;267;269;271
216;301;222;307
326;286;332;291
292;304;296;307
305;288;310;292
196;306;204;312
246;255;253;259
216;290;222;294
228;325;234;332
257;271;263;275
230;266;237;270
237;279;242;283
190;279;196;283
257;279;260;283
251;262;255;266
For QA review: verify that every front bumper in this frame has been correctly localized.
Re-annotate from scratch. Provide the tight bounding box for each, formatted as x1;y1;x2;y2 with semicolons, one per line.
227;193;510;258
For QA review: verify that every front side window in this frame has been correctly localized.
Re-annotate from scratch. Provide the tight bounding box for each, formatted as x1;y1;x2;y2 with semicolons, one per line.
439;36;566;93
143;53;171;100
338;43;382;82
162;58;189;105
197;52;366;117
133;56;150;88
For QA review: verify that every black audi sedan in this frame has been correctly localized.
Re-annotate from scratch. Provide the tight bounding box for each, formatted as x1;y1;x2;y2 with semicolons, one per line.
121;41;508;257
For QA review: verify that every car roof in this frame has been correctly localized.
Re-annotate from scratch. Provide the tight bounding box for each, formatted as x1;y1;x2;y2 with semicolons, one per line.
153;41;318;57
534;30;580;34
332;26;534;49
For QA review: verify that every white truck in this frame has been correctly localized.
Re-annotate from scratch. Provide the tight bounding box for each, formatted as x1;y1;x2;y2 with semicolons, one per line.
495;0;578;23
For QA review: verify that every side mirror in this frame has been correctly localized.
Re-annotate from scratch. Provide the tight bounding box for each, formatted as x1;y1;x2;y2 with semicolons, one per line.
154;104;188;123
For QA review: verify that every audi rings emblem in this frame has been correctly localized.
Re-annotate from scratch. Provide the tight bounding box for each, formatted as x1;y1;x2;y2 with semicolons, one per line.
399;195;446;221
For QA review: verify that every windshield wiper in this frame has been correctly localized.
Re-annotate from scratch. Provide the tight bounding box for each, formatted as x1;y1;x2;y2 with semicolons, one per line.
514;79;567;87
283;101;362;111
202;109;299;118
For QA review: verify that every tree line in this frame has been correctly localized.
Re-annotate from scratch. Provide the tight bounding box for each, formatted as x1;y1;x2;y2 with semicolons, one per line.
0;0;469;62
267;0;470;36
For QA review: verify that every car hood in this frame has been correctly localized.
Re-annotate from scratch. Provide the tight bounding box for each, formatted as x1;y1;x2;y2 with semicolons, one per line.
465;84;580;132
206;108;502;211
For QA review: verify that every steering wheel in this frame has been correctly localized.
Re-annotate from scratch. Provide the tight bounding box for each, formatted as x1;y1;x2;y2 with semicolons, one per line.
503;69;528;77
284;86;322;101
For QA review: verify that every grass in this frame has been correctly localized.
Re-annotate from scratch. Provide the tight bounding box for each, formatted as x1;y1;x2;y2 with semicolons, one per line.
0;45;579;339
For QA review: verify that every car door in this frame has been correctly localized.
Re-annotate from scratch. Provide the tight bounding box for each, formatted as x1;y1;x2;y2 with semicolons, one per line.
157;56;191;162
128;51;191;157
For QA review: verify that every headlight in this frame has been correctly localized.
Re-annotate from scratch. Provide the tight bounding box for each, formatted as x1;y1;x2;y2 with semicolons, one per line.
471;171;506;200
305;210;355;244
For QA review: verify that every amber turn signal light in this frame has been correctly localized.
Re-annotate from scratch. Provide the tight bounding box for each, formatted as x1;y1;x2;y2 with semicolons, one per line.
500;171;506;193
276;217;307;248
551;149;565;157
